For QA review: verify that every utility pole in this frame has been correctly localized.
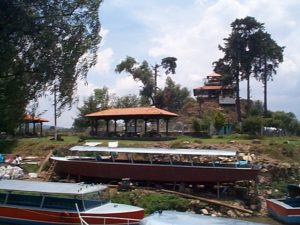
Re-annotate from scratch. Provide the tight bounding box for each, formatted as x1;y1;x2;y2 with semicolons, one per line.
54;85;58;141
153;64;159;96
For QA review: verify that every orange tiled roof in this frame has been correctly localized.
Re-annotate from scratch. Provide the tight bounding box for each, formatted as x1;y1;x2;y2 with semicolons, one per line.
24;114;49;122
86;107;178;118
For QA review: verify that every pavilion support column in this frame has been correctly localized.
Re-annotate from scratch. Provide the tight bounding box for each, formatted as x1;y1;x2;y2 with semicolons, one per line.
106;119;110;136
25;123;29;135
144;119;148;136
18;124;22;135
166;118;169;136
134;119;137;134
40;122;43;137
124;120;128;136
33;122;36;135
91;120;95;135
114;119;117;136
156;118;160;134
95;119;98;136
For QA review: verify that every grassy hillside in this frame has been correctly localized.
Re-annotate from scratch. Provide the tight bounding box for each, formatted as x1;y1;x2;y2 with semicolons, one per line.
2;134;300;163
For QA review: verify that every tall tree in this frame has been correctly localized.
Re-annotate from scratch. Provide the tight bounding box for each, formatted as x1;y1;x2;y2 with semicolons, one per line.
214;16;283;122
235;17;264;110
155;77;191;112
73;87;109;130
115;56;177;105
0;0;102;133
254;31;284;115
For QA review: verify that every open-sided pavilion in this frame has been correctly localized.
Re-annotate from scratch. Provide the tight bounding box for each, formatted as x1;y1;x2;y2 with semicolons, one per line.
86;107;178;139
18;115;49;137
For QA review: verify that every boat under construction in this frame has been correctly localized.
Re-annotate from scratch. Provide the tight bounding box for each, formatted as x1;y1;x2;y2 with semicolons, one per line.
51;145;261;185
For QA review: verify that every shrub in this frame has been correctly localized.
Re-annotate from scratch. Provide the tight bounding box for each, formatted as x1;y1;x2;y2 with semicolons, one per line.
242;116;262;135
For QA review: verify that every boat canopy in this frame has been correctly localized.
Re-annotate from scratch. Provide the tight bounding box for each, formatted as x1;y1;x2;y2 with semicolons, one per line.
70;146;238;157
0;180;106;195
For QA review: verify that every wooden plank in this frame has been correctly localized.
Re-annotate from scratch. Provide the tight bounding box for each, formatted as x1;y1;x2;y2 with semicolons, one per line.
159;189;253;214
37;150;53;176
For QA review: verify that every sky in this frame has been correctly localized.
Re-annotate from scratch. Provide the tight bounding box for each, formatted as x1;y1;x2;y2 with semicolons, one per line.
39;0;300;128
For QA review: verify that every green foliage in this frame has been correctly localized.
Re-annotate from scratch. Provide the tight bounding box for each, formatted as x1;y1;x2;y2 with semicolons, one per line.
214;111;226;131
263;111;300;135
247;100;264;116
111;190;189;215
139;193;189;215
115;56;177;106
242;116;262;135
111;94;141;108
0;0;102;133
214;16;284;120
192;118;202;132
73;87;109;130
155;77;191;112
0;140;16;154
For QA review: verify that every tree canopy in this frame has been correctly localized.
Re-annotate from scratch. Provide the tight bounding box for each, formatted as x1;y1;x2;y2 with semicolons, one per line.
0;0;102;133
155;77;191;112
115;56;177;105
214;16;284;122
73;87;109;130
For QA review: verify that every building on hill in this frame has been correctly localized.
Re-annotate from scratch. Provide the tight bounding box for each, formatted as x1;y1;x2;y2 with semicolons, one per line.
193;72;236;105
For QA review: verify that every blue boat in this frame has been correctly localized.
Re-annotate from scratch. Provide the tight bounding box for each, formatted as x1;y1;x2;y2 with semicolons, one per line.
266;184;300;224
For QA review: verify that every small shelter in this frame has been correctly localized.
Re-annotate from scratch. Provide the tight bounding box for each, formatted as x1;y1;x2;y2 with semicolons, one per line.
19;115;49;137
193;72;235;105
86;107;178;138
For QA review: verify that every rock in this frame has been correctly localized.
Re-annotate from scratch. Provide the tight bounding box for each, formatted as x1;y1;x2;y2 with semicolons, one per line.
226;210;237;218
252;139;261;144
201;208;209;215
250;204;257;210
228;140;236;144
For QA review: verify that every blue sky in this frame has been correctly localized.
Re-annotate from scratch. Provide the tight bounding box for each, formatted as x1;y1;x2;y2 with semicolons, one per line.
39;0;300;128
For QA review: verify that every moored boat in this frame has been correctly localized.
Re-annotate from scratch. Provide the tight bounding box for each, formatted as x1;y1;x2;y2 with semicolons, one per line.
266;184;300;224
0;179;144;225
140;210;268;225
51;146;261;185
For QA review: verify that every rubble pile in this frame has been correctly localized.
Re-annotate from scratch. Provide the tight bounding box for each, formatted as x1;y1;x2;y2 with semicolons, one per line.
0;165;24;179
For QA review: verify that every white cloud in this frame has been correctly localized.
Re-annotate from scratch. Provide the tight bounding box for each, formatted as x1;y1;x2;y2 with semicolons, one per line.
110;76;140;96
88;47;114;77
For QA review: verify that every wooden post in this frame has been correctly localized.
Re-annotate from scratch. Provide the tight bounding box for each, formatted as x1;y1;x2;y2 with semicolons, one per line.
166;118;169;136
144;119;148;136
156;118;160;134
134;119;137;134
124;120;128;136
96;119;99;136
114;119;117;136
40;122;43;137
106;119;109;136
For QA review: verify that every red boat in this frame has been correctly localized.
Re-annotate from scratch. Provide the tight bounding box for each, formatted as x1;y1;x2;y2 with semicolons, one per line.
266;184;300;224
0;179;144;225
51;146;261;185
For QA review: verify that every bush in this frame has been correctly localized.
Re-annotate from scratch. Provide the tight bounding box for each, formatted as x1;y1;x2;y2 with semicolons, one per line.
242;116;262;135
191;118;201;132
111;190;189;215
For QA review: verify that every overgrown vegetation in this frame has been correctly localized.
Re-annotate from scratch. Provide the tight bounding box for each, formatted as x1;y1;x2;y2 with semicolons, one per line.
111;189;189;215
